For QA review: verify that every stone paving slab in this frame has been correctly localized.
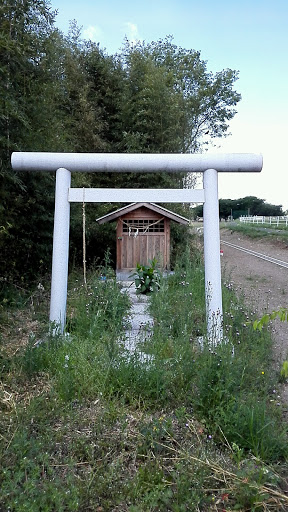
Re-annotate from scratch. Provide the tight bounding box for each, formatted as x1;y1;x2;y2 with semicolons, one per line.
118;277;154;358
127;315;154;331
129;303;150;315
121;289;150;304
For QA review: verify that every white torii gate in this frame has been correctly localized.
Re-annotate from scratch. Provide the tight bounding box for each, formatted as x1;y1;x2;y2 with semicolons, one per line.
12;152;263;341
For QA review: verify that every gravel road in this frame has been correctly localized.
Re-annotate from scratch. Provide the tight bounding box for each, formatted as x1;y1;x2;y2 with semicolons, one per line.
219;228;288;405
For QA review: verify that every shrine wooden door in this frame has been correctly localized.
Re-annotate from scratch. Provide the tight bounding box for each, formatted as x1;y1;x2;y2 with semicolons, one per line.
116;207;170;270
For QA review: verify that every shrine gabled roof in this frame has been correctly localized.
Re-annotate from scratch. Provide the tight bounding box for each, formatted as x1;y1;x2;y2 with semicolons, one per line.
96;202;190;225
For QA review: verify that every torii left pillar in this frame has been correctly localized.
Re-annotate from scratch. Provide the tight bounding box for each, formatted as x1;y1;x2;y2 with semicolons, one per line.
49;168;71;332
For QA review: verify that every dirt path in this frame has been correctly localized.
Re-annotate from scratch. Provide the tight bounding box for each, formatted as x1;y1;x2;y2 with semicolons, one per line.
219;228;288;406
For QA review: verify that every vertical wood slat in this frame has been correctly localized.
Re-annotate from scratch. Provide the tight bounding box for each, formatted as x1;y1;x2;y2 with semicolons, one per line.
116;218;122;269
166;219;170;269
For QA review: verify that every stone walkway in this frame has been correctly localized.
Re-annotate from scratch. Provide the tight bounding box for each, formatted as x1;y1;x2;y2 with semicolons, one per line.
117;272;154;359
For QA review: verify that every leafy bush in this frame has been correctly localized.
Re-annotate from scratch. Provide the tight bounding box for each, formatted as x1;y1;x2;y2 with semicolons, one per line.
130;258;160;295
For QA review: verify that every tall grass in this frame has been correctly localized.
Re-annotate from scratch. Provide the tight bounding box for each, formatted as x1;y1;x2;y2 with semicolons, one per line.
225;221;288;242
22;272;131;400
147;249;287;462
0;252;287;511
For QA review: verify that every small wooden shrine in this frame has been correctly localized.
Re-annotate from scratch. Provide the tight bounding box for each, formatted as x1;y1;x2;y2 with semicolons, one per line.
97;202;189;270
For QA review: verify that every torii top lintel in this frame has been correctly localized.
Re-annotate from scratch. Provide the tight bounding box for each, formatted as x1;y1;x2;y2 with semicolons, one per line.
11;152;263;173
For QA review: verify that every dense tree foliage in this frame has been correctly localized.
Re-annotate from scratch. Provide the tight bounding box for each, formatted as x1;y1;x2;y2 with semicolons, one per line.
120;37;240;154
0;0;242;283
0;0;61;281
192;196;284;220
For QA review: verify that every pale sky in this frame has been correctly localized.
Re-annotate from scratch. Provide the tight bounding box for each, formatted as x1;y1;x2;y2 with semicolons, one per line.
50;0;288;210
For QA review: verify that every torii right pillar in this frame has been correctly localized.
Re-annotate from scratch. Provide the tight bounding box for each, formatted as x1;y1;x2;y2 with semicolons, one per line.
203;168;223;344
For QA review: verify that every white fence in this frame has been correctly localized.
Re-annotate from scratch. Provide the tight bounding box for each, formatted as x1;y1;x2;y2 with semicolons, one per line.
239;215;288;227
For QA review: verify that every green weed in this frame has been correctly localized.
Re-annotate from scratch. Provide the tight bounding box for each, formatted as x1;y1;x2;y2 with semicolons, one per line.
1;252;288;511
130;257;160;295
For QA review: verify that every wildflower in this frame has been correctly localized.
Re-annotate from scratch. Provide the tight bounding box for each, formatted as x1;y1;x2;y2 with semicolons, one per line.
261;371;265;375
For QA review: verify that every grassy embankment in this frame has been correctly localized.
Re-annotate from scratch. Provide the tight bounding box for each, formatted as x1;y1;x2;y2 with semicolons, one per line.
0;247;287;511
222;221;288;244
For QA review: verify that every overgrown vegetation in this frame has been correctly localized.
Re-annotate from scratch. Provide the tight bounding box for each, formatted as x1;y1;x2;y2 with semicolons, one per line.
224;222;288;244
253;308;288;383
1;250;287;511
